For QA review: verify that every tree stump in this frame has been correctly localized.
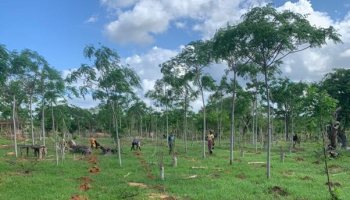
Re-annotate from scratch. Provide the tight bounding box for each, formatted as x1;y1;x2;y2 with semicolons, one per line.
172;155;177;167
160;165;164;180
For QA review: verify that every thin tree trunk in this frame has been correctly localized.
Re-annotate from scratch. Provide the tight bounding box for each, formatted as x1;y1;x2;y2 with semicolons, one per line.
219;94;223;145
230;68;237;165
184;88;188;153
51;102;55;134
12;95;18;157
284;111;288;141
30;95;35;145
112;101;122;167
41;98;46;146
264;67;272;179
200;83;206;159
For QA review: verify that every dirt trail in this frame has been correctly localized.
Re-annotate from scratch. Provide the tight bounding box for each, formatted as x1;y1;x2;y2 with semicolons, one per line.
133;151;156;179
131;151;178;200
70;155;101;200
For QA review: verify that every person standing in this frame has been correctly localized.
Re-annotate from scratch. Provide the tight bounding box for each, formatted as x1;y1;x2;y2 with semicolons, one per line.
207;130;215;154
168;133;175;155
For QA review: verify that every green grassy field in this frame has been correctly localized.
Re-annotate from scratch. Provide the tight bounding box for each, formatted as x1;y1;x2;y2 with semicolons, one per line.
0;136;349;200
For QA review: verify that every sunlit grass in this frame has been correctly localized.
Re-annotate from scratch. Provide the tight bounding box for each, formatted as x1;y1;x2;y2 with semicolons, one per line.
0;136;349;199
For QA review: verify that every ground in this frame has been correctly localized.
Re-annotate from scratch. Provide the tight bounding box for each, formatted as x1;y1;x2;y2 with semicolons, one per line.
0;136;349;199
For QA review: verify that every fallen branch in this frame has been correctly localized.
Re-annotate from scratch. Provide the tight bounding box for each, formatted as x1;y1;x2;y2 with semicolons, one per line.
248;162;265;164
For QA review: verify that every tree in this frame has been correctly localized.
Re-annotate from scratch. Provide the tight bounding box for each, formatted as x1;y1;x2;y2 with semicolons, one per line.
160;58;198;153
213;25;251;165
175;40;215;158
238;5;341;178
322;68;350;130
67;45;141;167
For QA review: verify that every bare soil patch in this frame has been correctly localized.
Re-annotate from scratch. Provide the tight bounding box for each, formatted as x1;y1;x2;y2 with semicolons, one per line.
268;186;289;196
89;166;100;174
88;156;97;164
134;151;156;179
0;144;10;149
79;183;91;191
128;182;148;188
328;164;343;173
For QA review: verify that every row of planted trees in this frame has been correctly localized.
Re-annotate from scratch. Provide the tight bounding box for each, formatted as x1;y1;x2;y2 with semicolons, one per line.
1;6;349;177
146;5;343;179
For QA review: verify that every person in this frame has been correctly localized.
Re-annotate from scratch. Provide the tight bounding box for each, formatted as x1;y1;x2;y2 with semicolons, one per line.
207;130;215;154
168;133;175;155
89;136;97;149
131;138;141;151
293;134;299;148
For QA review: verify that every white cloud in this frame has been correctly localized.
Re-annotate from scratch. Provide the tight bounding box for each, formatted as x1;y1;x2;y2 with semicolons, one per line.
103;0;267;45
85;15;98;23
175;21;186;29
340;49;350;57
124;46;178;100
276;0;350;82
78;0;350;111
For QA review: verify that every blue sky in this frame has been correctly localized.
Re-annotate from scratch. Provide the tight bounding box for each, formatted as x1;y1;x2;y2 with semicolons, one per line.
0;0;349;70
1;0;350;109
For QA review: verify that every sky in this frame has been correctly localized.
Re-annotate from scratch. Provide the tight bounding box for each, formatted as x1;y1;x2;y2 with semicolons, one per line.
1;0;350;111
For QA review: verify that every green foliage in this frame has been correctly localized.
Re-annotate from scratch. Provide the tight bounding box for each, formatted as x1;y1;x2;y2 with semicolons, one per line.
322;68;350;128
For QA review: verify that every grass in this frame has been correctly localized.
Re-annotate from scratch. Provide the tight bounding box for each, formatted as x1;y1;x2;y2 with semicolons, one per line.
0;136;349;200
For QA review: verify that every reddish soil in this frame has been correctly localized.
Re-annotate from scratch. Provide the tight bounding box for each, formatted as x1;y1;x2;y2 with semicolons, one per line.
79;183;91;191
88;156;97;164
89;166;100;174
134;151;156;179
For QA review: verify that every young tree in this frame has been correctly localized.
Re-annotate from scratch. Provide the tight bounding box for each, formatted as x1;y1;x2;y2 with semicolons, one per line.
67;45;141;167
238;5;341;178
175;40;215;158
213;25;250;165
160;59;198;153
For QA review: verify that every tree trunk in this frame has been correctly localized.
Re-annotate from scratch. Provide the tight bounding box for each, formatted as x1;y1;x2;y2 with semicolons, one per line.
30;95;35;145
41;98;46;146
111;101;122;167
264;67;272;179
200;82;206;159
254;96;258;153
230;68;237;165
284;112;288;141
12;95;18;157
184;88;188;153
219;94;223;146
51;101;55;133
